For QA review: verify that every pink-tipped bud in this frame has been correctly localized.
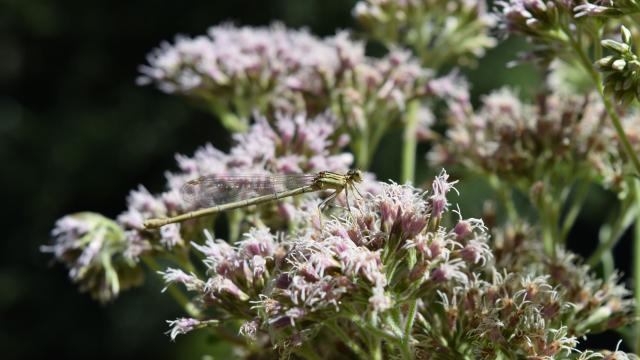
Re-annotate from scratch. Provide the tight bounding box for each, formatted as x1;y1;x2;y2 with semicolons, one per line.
454;220;472;239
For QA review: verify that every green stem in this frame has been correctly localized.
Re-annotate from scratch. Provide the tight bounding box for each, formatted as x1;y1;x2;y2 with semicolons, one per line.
384;312;412;360
368;312;383;360
633;179;640;353
168;249;198;276
199;92;247;132
326;321;369;360
564;25;640;176
402;300;418;358
560;181;590;243
354;136;371;170
487;175;517;223
401;98;420;184
228;210;243;244
602;94;640;176
594;221;615;278
142;256;202;319
295;342;322;360
601;248;615;279
369;116;394;168
213;325;249;347
587;193;637;267
540;194;560;258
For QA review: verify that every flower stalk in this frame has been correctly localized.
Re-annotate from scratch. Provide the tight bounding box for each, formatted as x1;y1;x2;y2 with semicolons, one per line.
634;178;640;352
564;24;640;176
142;256;201;319
402;100;420;184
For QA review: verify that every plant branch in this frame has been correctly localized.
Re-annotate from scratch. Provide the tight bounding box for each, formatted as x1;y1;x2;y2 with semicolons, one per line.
563;24;640;176
142;256;202;319
326;320;369;360
633;179;640;352
560;181;590;243
402;299;418;358
587;191;638;267
402;100;420;184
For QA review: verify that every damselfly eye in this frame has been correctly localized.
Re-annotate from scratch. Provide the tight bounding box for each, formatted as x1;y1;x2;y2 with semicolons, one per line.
350;169;363;182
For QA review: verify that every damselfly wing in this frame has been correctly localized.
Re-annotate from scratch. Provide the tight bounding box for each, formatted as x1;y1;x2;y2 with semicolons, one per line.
180;174;317;208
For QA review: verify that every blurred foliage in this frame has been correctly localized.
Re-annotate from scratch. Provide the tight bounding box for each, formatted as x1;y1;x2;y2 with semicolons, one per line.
1;0;627;358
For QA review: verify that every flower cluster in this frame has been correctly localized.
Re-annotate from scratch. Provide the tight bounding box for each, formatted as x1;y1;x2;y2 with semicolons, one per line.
44;112;354;300
162;172;484;349
407;220;633;358
492;223;634;335
353;0;496;68
158;171;633;358
137;23;349;128
42;213;143;302
493;0;610;66
596;25;640;104
574;0;640;18
138;23;432;167
495;0;562;35
428;87;640;193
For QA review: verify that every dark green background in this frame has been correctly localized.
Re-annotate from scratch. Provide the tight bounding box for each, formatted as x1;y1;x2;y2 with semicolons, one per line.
1;0;628;358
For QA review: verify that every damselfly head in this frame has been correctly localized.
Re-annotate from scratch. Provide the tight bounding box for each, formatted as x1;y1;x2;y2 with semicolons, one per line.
347;169;363;183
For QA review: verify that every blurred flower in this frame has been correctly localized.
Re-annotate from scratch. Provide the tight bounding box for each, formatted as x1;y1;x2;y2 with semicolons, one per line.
138;23;352;130
354;0;496;67
495;0;560;37
493;0;587;66
596;25;640;104
428;87;640;193
139;23;432;168
166;318;201;341
42;212;143;302
166;318;219;341
574;0;640;17
547;58;595;95
490;224;634;334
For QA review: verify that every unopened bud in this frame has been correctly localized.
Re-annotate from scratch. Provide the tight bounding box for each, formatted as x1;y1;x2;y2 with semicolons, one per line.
612;59;627;71
621;25;632;45
602;39;630;54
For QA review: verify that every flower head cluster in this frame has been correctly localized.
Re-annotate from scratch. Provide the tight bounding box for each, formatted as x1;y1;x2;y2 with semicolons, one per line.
353;0;496;67
137;24;429;116
42;212;143;302
494;0;596;65
138;24;431;166
412;222;634;358
574;0;640;18
596;25;640;104
137;24;349;111
161;171;634;358
162;172;488;345
495;0;561;36
491;224;635;335
46;112;354;300
429;87;640;193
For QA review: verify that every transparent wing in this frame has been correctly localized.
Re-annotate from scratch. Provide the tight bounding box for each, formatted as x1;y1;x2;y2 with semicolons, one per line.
180;174;316;208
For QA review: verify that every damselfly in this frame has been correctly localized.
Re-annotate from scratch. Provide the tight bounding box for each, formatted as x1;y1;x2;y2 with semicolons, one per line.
143;169;363;229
